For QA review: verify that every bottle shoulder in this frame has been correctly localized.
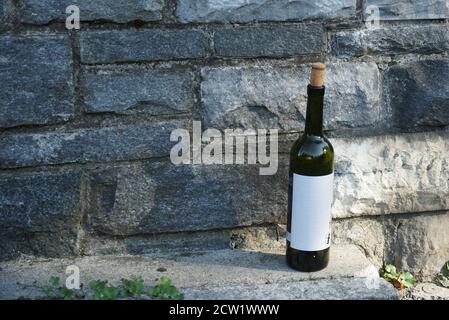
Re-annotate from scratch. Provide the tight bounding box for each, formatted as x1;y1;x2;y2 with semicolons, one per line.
290;134;334;175
291;134;334;155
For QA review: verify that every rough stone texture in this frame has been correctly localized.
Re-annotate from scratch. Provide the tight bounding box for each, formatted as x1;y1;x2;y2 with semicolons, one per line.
333;211;449;280
229;225;286;252
87;160;287;236
0;245;398;300
85;225;286;256
0;1;3;30
83;68;194;115
84;128;449;239
0;120;189;168
0;171;82;260
1;0;449;300
2;127;449;265
403;283;449;300
333;210;449;281
184;277;397;300
333;24;449;57
384;59;449;128
176;0;356;23
363;0;449;20
214;24;324;58
388;211;449;280
201;62;380;131
0;34;74;128
20;0;163;24
80;29;210;64
86;213;449;281
0;0;14;32
85;231;233;256
333;217;386;267
333;131;449;218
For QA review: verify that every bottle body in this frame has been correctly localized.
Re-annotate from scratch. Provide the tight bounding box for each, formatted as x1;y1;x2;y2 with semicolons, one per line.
286;85;334;272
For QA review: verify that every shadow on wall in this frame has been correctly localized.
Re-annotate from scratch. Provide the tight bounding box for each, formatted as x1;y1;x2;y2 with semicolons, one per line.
386;60;449;128
86;159;289;238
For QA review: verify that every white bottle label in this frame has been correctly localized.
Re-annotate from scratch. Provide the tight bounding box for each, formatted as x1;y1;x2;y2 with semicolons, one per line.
289;173;334;251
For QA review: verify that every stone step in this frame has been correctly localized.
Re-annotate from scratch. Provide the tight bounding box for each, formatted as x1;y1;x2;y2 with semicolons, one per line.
0;245;398;300
403;283;449;300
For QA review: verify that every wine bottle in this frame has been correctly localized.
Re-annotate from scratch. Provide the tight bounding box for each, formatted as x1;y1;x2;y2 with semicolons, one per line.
286;63;334;272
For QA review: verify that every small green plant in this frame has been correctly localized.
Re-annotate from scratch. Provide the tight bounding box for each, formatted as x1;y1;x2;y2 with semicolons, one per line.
89;280;121;300
381;264;416;289
121;276;145;298
397;272;416;289
42;276;76;300
41;274;184;300
148;276;184;300
437;260;449;288
42;276;60;296
59;287;75;300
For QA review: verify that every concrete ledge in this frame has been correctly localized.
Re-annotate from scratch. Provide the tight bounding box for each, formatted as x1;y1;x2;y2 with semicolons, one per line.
403;283;449;300
184;278;396;300
0;245;398;300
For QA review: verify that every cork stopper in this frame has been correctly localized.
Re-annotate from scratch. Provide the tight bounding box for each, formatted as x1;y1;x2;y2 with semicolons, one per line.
310;63;326;87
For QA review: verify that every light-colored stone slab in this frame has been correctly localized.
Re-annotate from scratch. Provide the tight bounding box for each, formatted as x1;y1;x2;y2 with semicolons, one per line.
333;131;449;218
201;62;380;131
403;283;449;300
184;277;397;300
0;245;397;300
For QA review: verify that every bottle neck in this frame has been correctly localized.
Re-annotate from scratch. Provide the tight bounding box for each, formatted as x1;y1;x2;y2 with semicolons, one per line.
304;85;325;136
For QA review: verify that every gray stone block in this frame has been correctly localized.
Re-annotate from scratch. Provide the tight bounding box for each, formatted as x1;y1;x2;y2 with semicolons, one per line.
0;120;189;168
200;62;380;131
87;160;288;235
333;131;449;218
85;230;235;256
0;2;3;26
176;0;356;23
85;225;286;256
363;0;449;20
389;211;449;279
333;217;386;267
83;68;195;115
383;59;449;128
20;0;163;24
214;24;325;58
0;0;14;32
334;24;449;57
334;211;449;280
0;171;82;259
0;34;74;128
80;29;210;64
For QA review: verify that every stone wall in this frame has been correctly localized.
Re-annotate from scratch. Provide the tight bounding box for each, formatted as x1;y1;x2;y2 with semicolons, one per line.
1;0;448;278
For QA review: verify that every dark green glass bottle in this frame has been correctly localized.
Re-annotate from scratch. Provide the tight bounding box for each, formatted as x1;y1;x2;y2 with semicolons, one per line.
286;64;334;272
